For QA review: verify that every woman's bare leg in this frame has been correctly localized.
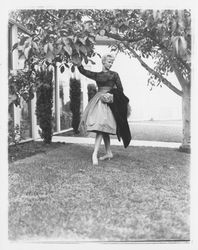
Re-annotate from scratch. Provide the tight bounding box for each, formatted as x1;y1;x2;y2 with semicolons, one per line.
103;133;111;154
92;132;103;165
99;133;113;160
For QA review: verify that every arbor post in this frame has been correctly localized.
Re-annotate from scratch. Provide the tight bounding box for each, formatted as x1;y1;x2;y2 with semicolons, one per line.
30;95;39;139
11;24;21;128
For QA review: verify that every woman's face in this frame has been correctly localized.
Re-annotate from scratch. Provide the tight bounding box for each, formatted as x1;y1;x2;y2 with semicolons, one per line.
103;57;114;70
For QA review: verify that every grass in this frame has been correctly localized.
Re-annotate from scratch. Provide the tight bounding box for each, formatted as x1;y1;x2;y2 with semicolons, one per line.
130;121;182;142
8;142;190;242
8;141;64;163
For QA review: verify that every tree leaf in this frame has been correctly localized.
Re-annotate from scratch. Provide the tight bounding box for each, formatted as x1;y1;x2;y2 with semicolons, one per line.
18;51;25;59
24;37;32;49
99;29;106;36
84;56;88;64
78;37;87;45
96;53;101;58
146;15;153;27
88;36;95;44
71;65;75;72
153;10;159;21
110;26;117;34
55;44;63;54
24;47;31;59
174;37;179;54
179;36;187;52
178;10;184;22
88;59;96;65
29;91;34;100
71;53;81;65
34;64;40;71
63;44;72;55
79;45;87;55
84;22;92;31
56;37;62;44
48;43;53;52
19;36;29;46
44;44;48;53
171;36;180;54
20;46;27;54
171;20;177;33
12;43;18;51
32;42;39;52
46;51;54;62
60;65;65;73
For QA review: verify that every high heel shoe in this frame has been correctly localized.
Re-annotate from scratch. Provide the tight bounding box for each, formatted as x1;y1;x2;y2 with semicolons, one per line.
99;153;113;161
92;154;98;165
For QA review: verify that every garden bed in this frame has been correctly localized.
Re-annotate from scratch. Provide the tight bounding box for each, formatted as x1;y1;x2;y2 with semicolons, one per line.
8;141;64;163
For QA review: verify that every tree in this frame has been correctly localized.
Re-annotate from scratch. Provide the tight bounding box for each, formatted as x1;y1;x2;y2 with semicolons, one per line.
85;9;191;152
10;9;191;151
9;9;96;142
69;78;81;134
9;9;97;69
36;69;54;144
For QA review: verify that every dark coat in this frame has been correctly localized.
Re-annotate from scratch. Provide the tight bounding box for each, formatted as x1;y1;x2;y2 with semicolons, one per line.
108;89;132;148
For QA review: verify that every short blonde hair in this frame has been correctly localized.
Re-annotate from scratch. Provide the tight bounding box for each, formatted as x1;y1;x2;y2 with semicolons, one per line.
101;53;115;64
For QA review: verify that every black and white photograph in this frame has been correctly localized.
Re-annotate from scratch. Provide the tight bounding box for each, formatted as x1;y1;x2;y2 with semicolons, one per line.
0;0;197;249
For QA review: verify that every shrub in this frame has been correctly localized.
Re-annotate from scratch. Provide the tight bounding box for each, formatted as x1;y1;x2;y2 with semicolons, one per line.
87;83;97;101
8;70;35;106
69;78;81;134
36;70;53;144
8;120;25;146
60;112;72;130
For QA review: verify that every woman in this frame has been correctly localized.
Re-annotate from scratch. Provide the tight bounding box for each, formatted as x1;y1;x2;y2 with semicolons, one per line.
74;54;125;165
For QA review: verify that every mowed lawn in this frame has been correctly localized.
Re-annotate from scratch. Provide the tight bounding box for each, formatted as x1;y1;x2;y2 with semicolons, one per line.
9;142;190;242
129;120;182;142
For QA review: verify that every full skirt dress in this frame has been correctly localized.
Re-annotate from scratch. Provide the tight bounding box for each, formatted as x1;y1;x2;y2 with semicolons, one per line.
79;87;116;135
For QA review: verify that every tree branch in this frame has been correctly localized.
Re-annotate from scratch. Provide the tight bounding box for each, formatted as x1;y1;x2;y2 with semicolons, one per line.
125;43;183;96
148;34;191;73
177;57;191;72
106;29;191;77
105;30;145;43
46;11;58;21
163;50;189;89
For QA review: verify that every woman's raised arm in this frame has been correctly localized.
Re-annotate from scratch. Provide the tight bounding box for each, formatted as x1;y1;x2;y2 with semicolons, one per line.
78;65;97;80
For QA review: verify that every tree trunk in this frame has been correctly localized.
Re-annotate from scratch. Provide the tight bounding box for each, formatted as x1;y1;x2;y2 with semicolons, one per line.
179;84;191;153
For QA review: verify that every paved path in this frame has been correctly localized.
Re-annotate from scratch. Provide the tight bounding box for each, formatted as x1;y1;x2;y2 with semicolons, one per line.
50;136;181;148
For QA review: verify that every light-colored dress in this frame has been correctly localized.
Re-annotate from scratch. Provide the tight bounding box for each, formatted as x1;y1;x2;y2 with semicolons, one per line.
78;65;123;135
